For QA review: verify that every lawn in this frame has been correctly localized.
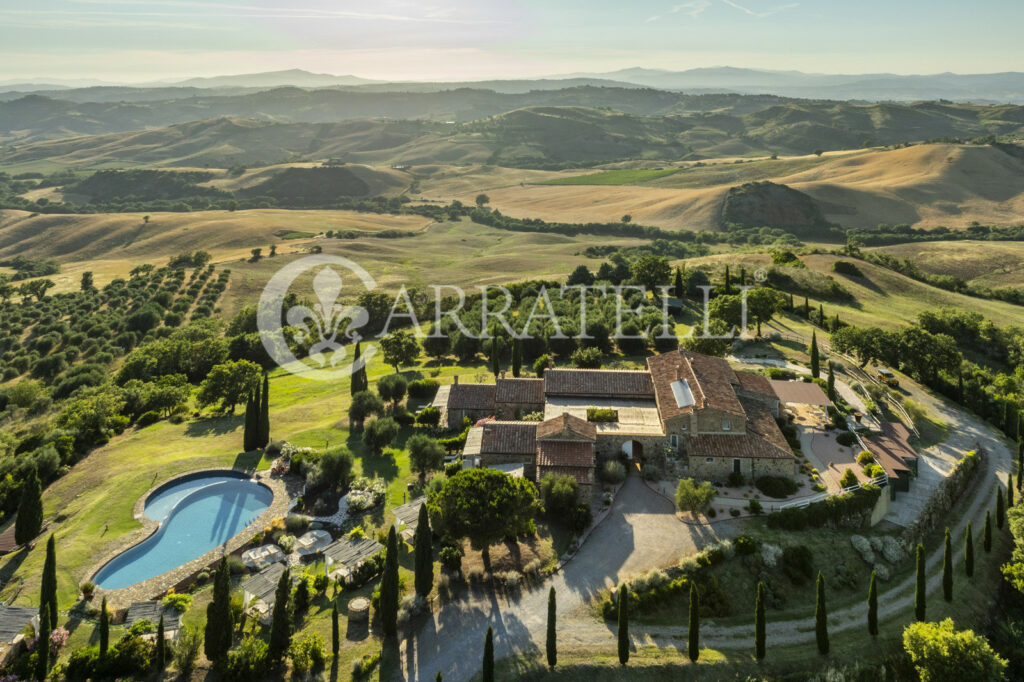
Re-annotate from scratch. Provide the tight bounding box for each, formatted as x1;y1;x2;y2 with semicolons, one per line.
537;168;681;186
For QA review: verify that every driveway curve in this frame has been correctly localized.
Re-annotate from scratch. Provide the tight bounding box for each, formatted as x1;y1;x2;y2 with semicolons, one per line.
399;475;741;681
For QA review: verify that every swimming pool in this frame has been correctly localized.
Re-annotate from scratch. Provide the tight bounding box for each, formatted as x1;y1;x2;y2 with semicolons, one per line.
94;472;273;590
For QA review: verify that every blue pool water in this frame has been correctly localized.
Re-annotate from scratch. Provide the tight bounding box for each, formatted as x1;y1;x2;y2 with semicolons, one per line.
94;473;273;590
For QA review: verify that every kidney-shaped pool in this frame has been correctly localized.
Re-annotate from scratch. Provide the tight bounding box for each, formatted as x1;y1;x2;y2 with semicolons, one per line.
94;472;273;590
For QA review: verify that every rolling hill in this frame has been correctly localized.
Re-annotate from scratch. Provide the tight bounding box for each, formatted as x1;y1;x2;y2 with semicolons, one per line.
5;99;1024;172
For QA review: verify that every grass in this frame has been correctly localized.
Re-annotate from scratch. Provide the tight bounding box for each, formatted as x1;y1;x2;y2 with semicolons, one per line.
537;168;681;186
869;240;1024;289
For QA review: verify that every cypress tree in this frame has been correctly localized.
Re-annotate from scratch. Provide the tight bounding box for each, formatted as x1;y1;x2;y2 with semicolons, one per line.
15;468;43;546
818;303;824;323
331;603;339;657
205;556;233;665
674;266;684;298
826;362;836;402
997;486;1006;529
1018;448;1023;489
414;504;433;598
617;584;629;665
380;526;400;638
436;672;443;682
268;566;292;662
258;372;270;447
40;534;57;630
688;582;700;662
351;341;368;395
965;522;974;578
723;265;731;295
788;293;795;311
1009;475;1015;507
914;543;926;622
803;296;810;318
490;340;502;378
35;608;49;681
815;572;829;655
482;626;494;682
984;510;993;552
546;587;557;669
942;527;953;602
867;570;878;637
810;331;820;379
243;390;256;452
754;581;766;661
156;613;166;670
99;596;109;657
511;337;522;378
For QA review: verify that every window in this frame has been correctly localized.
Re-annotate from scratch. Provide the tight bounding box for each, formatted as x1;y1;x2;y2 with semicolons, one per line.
705;457;713;464
670;434;679;447
680;422;688;431
722;420;731;431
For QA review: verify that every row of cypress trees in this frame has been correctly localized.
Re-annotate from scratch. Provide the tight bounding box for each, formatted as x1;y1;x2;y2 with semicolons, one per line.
243;372;270;452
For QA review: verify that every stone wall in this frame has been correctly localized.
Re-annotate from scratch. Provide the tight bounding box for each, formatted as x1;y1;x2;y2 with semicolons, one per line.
495;401;545;420
695;408;740;434
595;433;667;462
689;454;797;483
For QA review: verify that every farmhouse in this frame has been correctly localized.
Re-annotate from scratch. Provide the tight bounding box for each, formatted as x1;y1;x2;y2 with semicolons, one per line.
443;348;798;487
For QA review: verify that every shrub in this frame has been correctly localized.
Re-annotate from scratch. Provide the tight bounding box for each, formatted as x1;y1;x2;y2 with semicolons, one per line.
539;473;579;519
352;652;380;679
288;634;327;677
600;460;626;484
832;260;863;277
227;555;247;575
836;431;857;447
572;503;593;535
839;468;859;488
444;461;461;477
570;346;602;369
136;410;161;427
285;514;310;534
439;544;464;572
726;471;745;487
586;407;617;422
782;545;815;585
407;379;440;399
857;450;875;465
753;474;796;498
415;405;441;428
80;581;95;599
161;592;192;612
223;635;270;682
747;499;763;515
676;478;716;514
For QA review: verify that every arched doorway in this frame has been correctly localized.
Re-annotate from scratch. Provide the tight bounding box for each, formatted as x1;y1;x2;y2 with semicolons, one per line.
621;440;644;475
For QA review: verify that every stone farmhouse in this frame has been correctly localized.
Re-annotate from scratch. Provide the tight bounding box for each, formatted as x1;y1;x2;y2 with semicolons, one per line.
435;348;800;492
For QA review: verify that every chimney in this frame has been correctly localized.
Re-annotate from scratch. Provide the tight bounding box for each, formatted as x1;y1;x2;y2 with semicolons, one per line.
563;412;570;429
547;356;554;369
675;366;681;381
453;375;459;385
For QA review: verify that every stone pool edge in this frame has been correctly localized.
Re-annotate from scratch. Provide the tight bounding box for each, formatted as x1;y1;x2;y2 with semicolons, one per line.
84;467;292;608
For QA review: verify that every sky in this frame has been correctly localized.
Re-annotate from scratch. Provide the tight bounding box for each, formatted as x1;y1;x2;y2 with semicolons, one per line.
0;0;1022;83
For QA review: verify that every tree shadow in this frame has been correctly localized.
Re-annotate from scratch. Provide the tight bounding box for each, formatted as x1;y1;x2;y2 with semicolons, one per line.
0;546;28;585
185;414;242;438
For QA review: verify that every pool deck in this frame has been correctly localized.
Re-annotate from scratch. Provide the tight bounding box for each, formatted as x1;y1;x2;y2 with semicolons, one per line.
87;467;297;608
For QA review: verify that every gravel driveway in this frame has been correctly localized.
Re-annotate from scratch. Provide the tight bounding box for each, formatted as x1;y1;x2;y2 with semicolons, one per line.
398;475;741;681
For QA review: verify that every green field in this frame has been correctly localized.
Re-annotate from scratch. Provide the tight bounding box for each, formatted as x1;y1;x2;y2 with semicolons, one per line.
537;168;681;185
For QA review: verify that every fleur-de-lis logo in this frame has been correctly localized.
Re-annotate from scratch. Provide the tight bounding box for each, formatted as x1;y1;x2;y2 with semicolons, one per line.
258;254;378;381
285;267;369;368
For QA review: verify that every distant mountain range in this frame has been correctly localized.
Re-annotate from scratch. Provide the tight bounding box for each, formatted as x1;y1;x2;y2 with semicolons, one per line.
6;67;1024;102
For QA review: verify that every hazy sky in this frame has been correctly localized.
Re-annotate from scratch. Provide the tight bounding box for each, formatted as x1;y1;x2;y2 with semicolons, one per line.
1;0;1021;82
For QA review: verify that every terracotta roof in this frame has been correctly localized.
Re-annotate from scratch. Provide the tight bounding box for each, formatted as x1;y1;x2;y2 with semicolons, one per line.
736;371;774;398
862;421;917;477
769;380;832;407
480;421;538;455
648;350;746;420
690;432;794;460
536;441;596;470
446;383;496;411
495;378;545;405
544;369;655;399
536;412;597;441
739;397;792;454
